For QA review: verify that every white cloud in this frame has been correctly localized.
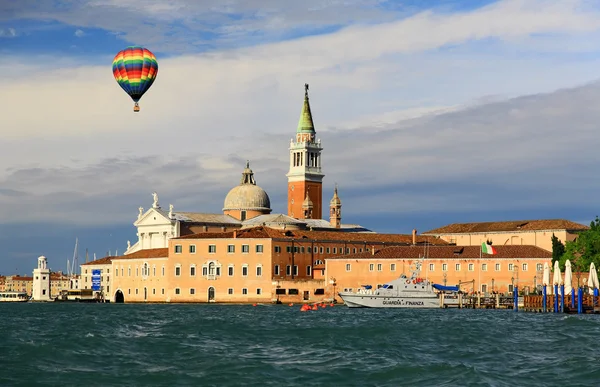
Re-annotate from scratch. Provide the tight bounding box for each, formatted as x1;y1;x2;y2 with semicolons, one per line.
74;29;85;37
0;27;16;37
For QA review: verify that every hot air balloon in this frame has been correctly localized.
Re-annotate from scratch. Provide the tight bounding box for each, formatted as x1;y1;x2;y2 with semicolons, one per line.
112;46;158;112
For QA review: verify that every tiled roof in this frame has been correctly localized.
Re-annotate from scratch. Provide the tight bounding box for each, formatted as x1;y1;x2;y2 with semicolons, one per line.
112;248;168;261
81;256;114;266
242;214;304;226
175;212;241;225
175;226;448;245
328;245;552;260
241;214;373;233
50;273;72;279
423;219;589;234
303;218;373;232
9;276;33;281
83;248;168;266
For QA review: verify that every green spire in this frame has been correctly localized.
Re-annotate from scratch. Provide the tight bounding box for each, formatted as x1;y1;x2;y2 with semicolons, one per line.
297;83;315;133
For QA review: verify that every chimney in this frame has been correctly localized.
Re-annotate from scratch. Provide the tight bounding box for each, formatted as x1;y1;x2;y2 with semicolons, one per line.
412;229;417;245
233;230;237;239
372;246;375;255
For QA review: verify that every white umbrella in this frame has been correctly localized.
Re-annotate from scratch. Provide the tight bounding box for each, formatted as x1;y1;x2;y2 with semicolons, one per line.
588;262;599;294
564;260;573;295
553;260;562;294
543;262;551;291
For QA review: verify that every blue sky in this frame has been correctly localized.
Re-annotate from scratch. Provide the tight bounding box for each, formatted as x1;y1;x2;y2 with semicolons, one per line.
2;0;600;274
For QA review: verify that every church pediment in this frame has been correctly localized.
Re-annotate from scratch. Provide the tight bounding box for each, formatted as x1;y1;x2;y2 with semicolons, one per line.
134;207;175;227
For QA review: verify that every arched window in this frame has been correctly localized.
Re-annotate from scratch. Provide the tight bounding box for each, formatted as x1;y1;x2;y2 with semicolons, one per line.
208;262;215;276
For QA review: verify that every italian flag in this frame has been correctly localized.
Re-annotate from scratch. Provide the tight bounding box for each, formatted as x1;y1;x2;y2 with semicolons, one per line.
481;242;497;255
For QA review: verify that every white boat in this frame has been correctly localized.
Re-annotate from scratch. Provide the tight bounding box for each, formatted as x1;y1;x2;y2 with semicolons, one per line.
0;291;29;302
338;260;460;308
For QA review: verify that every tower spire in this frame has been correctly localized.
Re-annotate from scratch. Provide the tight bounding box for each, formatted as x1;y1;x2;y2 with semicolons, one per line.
330;184;341;229
297;83;315;136
302;188;314;219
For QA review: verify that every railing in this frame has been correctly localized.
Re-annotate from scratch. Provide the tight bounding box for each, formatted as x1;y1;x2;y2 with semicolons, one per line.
523;294;599;312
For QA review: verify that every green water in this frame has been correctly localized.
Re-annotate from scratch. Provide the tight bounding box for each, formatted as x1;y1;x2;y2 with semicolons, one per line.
1;303;599;386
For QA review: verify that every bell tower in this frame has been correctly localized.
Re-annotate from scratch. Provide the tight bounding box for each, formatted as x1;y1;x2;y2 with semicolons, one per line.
329;184;342;228
287;84;324;219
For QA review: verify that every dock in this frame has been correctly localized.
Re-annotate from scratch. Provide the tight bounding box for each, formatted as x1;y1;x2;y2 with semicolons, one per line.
440;285;600;314
440;293;515;309
523;293;600;314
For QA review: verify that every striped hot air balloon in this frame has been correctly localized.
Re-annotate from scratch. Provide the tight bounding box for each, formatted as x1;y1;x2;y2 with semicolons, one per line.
112;46;158;112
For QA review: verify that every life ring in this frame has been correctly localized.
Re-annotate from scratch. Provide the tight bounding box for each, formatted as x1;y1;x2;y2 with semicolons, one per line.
413;280;417;284
406;280;411;284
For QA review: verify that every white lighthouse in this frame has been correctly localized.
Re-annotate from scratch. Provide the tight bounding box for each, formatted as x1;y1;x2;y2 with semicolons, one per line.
32;256;51;301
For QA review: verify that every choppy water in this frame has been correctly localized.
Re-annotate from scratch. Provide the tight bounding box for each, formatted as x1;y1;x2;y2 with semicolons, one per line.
1;303;600;386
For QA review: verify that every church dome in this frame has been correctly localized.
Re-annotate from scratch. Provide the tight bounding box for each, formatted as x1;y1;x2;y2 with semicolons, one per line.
223;162;271;212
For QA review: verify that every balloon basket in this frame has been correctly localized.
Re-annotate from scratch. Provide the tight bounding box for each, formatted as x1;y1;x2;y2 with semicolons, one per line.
133;104;140;112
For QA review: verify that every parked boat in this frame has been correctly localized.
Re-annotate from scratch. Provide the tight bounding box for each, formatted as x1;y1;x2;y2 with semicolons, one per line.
338;259;460;308
0;291;29;302
54;289;99;303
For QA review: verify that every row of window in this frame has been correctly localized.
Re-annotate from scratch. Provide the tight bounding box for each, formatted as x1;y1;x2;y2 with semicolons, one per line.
172;263;314;277
175;263;262;277
83;268;110;274
110;262;312;279
429;262;539;272
275;246;367;255
174;244;265;254
345;262;543;272
114;264;166;278
125;288;165;296
173;288;262;295
345;284;519;294
174;244;369;255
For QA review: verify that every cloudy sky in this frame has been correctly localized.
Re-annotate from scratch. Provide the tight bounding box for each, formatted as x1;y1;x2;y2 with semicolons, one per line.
1;0;600;274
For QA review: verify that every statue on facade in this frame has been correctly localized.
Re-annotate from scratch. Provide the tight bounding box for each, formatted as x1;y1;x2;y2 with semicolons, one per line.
127;240;131;250
138;206;144;219
152;191;159;208
305;83;309;96
169;204;174;218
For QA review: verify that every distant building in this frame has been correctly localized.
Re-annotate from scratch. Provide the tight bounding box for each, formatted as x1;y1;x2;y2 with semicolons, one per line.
80;256;113;300
111;248;168;303
101;225;445;303
32;256;51;301
422;219;589;252
4;275;33;295
326;244;553;296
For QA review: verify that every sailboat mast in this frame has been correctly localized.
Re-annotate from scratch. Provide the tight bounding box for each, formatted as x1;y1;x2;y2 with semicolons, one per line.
72;238;79;275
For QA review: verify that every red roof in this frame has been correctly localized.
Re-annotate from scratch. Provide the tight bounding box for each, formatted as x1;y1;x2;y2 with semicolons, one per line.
82;248;168;265
174;226;447;245
328;245;552;260
424;219;589;234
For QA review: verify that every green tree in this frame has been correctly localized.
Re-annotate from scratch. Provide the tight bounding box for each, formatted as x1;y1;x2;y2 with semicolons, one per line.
551;233;565;267
560;216;600;273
